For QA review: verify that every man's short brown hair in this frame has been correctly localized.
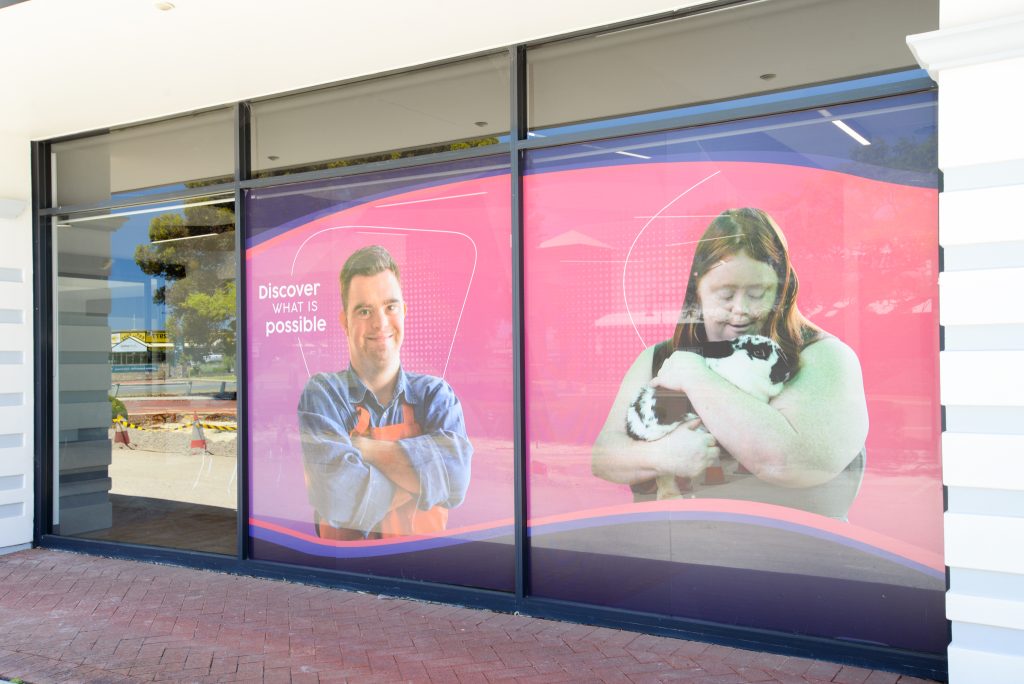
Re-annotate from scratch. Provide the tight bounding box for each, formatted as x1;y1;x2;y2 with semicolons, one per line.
340;245;401;311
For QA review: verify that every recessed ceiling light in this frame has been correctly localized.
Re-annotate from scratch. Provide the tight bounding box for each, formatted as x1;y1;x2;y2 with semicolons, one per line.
155;2;175;11
759;73;776;81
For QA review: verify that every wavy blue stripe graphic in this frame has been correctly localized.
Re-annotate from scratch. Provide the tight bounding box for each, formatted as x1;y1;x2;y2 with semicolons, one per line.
525;91;937;188
247;90;936;251
250;521;514;558
245;156;508;249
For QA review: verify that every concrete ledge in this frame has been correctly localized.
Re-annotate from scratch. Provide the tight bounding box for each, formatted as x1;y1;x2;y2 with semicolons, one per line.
0;542;31;556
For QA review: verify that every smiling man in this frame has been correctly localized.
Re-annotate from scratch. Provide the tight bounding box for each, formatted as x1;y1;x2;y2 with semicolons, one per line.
297;245;473;540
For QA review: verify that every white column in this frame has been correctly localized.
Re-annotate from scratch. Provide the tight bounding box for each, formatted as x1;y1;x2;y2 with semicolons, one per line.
0;133;34;554
909;5;1024;683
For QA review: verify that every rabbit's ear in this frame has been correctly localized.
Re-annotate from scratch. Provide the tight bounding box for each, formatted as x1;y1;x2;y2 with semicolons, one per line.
701;340;734;359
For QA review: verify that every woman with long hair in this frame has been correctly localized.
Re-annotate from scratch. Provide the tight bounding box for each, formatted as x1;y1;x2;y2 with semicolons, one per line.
591;208;868;518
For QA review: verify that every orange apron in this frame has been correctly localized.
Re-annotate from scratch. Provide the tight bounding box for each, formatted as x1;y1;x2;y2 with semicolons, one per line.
317;402;448;541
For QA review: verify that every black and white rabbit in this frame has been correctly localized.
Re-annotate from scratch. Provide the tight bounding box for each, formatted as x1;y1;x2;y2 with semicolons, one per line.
625;334;793;499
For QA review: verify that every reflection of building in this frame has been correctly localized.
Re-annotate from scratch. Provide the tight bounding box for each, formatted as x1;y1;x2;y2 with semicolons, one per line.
3;2;1024;682
110;330;172;374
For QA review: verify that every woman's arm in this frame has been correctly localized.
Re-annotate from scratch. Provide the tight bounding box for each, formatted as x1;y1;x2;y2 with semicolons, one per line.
651;337;868;488
592;346;719;484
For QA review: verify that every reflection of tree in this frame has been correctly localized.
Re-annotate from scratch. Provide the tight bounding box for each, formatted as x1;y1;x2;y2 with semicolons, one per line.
851;133;938;174
255;136;500;178
134;200;235;367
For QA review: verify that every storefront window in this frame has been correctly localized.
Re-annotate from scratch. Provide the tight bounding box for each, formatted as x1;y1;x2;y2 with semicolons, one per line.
245;156;515;590
251;54;510;176
36;2;945;668
51;109;234;207
523;91;944;652
528;0;936;133
52;197;238;554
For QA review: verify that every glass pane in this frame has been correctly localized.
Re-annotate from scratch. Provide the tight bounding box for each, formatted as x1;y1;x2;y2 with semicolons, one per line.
528;0;937;131
251;55;509;175
246;156;515;590
524;91;945;652
53;196;238;554
52;109;234;207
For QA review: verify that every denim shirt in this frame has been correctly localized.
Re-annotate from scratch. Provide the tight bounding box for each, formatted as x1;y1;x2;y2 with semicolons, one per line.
297;367;473;535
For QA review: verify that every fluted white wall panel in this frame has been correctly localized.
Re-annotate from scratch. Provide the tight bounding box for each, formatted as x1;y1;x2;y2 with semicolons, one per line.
947;646;1024;684
935;56;1024;170
56;364;110;393
911;6;1024;681
940;351;1024;406
940;269;1024;325
0;132;32;553
945;512;1024;574
940;184;1024;245
943;434;1024;490
947;592;1024;631
58;325;111;353
57;402;109;434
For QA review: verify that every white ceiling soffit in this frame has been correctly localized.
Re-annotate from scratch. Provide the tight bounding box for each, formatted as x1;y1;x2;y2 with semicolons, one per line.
0;0;692;140
250;54;511;174
52;109;234;205
528;0;938;128
0;0;937;142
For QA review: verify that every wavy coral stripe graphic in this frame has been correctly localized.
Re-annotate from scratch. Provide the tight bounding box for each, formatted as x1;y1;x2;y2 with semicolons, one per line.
529;499;945;578
251;497;943;575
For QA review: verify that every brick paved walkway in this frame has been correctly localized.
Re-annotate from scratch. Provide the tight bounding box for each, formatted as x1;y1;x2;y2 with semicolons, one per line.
0;549;939;684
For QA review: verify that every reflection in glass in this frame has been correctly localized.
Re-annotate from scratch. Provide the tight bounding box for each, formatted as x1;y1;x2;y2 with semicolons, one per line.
528;0;936;132
246;157;515;590
51;109;234;207
251;54;509;175
591;208;867;517
53;197;238;554
523;92;945;652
